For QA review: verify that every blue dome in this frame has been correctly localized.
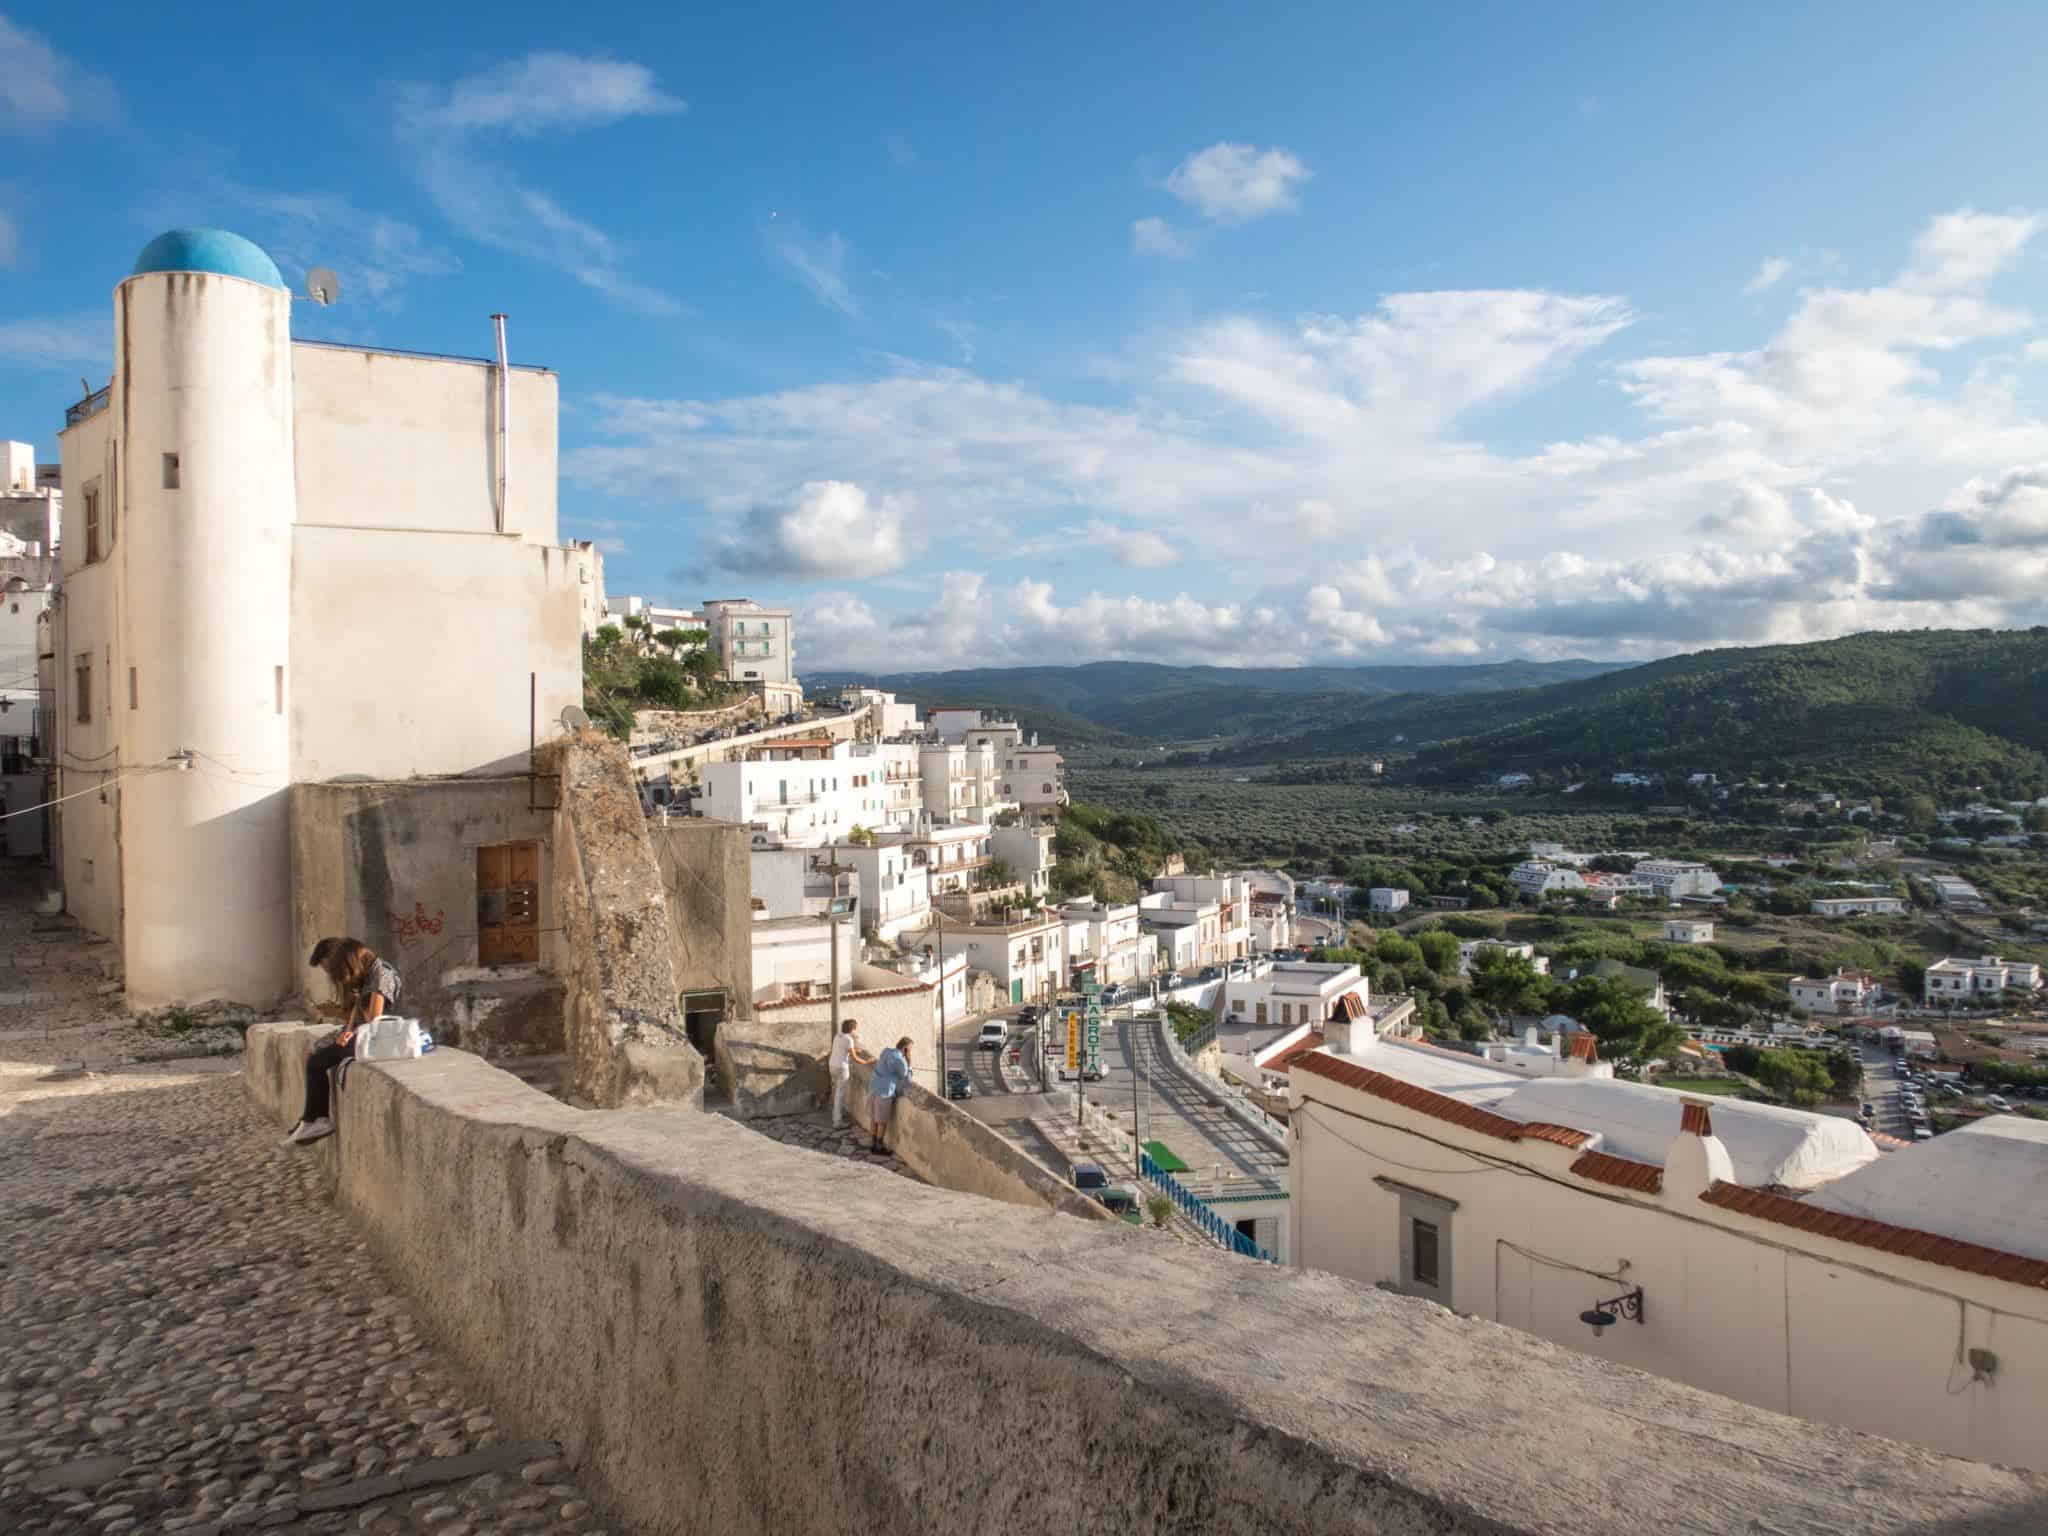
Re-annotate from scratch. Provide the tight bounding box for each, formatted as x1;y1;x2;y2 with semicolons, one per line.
131;228;285;290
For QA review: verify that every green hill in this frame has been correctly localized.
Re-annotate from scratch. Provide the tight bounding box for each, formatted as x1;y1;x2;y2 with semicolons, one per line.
1238;629;2048;800
806;657;1619;744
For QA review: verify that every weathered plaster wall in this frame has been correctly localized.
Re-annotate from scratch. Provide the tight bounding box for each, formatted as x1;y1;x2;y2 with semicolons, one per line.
242;1023;2048;1536
542;733;702;1107
650;820;753;1011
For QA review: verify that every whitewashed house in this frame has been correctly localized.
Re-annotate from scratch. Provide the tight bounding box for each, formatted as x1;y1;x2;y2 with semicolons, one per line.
1288;1019;2048;1473
1509;862;1586;902
1787;969;1879;1015
1811;896;1909;917
1368;887;1410;914
1633;860;1722;900
1924;955;2044;1004
1663;919;1715;945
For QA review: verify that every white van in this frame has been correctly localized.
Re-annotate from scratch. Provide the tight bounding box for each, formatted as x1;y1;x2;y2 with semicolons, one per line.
977;1020;1008;1051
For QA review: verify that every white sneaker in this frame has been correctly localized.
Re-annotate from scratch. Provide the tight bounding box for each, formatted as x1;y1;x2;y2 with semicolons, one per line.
287;1118;334;1145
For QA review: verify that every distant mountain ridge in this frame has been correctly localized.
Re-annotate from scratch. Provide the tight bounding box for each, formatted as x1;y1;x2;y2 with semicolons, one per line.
806;658;1623;744
1224;628;2048;799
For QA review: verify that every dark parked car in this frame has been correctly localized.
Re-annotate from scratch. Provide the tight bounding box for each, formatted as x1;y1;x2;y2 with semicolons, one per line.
944;1070;973;1101
1071;1163;1109;1194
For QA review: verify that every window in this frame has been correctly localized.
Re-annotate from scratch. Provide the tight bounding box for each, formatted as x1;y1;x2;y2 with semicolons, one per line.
128;667;137;711
1411;1220;1440;1288
83;486;101;563
162;452;180;489
74;654;91;722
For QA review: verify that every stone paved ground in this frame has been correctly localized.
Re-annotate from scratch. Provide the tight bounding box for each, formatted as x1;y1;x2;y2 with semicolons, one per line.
731;1108;924;1180
0;1071;624;1535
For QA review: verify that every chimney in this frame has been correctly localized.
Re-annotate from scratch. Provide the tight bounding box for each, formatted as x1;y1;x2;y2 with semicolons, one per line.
1663;1097;1735;1205
1332;993;1374;1056
1560;1031;1602;1078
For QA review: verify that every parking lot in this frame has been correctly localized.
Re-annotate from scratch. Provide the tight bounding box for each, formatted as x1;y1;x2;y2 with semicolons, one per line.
1857;1036;2046;1142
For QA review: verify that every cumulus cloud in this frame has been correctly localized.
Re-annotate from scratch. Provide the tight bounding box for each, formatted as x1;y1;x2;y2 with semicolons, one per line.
0;17;113;134
398;53;681;313
1132;217;1192;258
1166;142;1309;223
574;205;2048;665
709;481;912;580
1744;257;1790;294
216;184;459;307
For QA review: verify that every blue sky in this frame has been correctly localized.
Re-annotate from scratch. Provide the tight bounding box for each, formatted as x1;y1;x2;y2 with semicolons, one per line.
10;4;2048;669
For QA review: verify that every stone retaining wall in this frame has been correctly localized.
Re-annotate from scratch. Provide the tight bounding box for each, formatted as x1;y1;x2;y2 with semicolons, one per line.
243;1024;2048;1536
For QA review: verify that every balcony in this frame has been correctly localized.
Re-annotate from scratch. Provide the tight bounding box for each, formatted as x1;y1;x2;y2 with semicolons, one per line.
64;384;109;428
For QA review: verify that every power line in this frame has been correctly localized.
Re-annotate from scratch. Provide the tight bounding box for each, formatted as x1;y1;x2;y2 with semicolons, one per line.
0;762;177;821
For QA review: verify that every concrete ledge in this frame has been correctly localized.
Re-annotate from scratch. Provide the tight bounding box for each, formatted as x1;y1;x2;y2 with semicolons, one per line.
847;1058;1113;1223
242;1025;2048;1536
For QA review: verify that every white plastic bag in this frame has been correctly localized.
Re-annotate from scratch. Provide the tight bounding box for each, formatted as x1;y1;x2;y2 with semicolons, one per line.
353;1016;426;1061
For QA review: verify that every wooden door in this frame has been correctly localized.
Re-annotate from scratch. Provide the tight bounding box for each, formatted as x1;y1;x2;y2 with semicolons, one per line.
477;841;541;965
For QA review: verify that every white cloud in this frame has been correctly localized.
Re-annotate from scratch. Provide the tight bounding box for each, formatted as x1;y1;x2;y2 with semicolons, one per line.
708;480;912;580
1092;524;1179;568
576;206;2048;665
772;222;858;318
398;53;680;314
420;53;683;134
220;184;459;307
1744;257;1790;294
1165;142;1309;223
0;312;109;372
0;17;112;135
1132;217;1192;258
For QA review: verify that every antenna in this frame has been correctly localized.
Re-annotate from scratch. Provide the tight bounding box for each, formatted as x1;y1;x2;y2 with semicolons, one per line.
560;704;591;733
305;267;340;306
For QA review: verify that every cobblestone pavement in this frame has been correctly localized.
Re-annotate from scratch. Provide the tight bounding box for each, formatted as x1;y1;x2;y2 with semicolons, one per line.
733;1109;923;1180
0;1068;625;1535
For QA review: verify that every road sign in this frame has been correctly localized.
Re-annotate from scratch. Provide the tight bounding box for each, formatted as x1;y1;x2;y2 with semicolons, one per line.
1066;1011;1080;1070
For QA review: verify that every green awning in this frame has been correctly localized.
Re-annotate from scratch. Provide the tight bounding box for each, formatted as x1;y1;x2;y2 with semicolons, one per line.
1142;1140;1188;1172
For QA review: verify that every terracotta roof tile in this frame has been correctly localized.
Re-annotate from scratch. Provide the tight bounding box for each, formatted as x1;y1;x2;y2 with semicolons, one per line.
1334;991;1367;1021
1293;1051;1589;1149
1698;1181;2048;1290
1566;1033;1599;1063
1680;1100;1713;1137
756;980;931;1012
1258;1032;1324;1075
1571;1150;1664;1194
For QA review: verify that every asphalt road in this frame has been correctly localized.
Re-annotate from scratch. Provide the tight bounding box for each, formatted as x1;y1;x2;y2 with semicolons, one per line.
937;1002;1288;1183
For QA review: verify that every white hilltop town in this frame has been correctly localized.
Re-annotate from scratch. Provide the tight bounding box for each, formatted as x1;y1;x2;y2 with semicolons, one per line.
7;226;2048;1536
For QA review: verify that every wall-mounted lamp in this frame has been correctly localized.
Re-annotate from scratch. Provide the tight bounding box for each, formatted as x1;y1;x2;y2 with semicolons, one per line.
1579;1287;1646;1334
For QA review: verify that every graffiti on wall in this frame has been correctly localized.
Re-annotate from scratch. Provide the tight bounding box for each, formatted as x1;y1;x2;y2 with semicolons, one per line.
391;901;446;948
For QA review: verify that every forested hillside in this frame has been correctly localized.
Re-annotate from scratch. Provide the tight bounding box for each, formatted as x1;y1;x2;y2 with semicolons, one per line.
1250;629;2048;800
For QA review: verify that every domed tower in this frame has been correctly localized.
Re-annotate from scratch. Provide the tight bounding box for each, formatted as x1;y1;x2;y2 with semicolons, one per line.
116;230;295;1006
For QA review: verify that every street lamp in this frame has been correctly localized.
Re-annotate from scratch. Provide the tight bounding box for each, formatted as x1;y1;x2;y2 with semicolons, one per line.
1578;1287;1646;1334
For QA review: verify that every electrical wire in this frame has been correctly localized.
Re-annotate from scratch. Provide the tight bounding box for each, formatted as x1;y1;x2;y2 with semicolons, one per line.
0;762;175;820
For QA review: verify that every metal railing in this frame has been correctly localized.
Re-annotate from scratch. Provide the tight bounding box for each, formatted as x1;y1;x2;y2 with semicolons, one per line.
1141;1152;1277;1263
65;385;110;428
1154;1013;1290;1150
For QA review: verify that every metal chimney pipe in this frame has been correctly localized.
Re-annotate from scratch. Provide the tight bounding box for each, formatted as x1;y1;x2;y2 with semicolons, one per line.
491;314;510;534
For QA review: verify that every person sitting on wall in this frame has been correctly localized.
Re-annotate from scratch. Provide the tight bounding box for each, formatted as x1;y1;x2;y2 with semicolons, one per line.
829;1017;875;1129
867;1035;913;1155
285;938;404;1147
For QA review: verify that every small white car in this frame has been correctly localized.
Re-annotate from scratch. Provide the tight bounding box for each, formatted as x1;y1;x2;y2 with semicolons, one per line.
977;1020;1008;1051
1986;1094;2015;1113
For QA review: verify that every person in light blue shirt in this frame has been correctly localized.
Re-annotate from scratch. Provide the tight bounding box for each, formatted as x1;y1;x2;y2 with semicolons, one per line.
868;1036;914;1154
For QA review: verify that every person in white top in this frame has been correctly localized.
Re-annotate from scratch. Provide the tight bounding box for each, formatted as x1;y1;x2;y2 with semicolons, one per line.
827;1017;874;1128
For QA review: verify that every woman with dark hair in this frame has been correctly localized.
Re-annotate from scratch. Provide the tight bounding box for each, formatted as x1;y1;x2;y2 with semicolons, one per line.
285;937;403;1146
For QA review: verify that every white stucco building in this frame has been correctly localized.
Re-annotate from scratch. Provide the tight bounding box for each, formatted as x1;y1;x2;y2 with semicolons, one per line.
1924;954;2043;1004
1289;1017;2048;1472
1810;895;1909;918
1457;940;1549;978
820;835;931;942
1787;968;1879;1016
1663;919;1715;945
1058;897;1153;987
53;229;583;1007
996;740;1068;811
916;908;1066;1007
1219;961;1368;1033
699;737;905;848
1367;886;1409;914
1146;873;1251;964
1509;861;1585;901
2;440;59;757
1633;859;1722;900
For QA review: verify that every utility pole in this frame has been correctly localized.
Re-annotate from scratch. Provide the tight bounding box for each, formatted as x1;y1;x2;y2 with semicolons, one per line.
935;903;948;1092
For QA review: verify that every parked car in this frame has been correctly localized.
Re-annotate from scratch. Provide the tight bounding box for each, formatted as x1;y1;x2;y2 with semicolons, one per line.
1913;1127;1936;1141
1986;1094;2015;1113
1071;1162;1109;1194
1096;1185;1143;1223
1058;1064;1105;1083
977;1021;1008;1051
1016;1006;1038;1028
1858;1102;1875;1121
944;1070;973;1101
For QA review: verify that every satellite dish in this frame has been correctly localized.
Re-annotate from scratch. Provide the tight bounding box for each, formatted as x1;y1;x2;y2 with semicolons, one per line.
306;267;340;306
560;704;591;733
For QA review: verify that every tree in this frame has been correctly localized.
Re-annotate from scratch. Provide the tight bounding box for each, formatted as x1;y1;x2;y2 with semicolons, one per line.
1375;933;1422;969
846;825;878;847
1903;794;1938;832
1455;1000;1496;1043
635;656;691;710
1897;959;1926;999
1469;949;1552;1019
1415;929;1461;975
981;855;1016;888
1561;975;1677;1065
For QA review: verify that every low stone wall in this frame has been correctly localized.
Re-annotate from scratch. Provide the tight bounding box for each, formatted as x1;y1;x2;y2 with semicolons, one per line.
844;1057;1113;1223
244;1024;2048;1536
